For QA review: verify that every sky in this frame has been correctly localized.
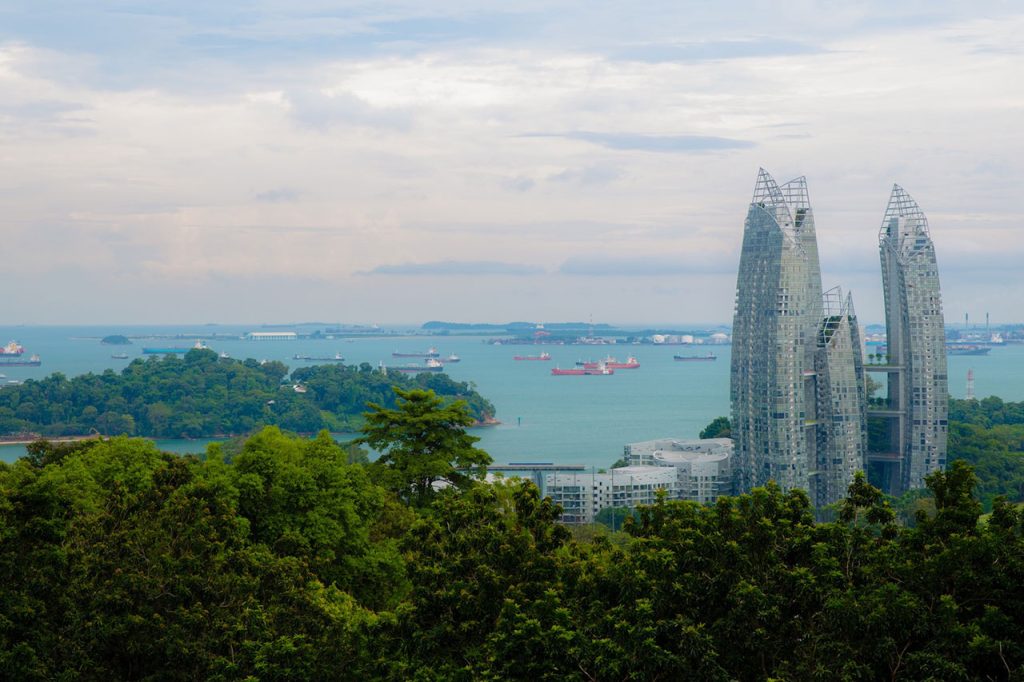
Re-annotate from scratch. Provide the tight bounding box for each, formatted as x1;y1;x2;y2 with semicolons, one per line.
1;1;1021;326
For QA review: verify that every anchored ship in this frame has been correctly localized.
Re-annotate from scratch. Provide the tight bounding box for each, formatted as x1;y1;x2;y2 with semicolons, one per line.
946;344;991;356
551;365;614;376
143;340;208;354
0;341;25;356
513;352;551;361
577;355;640;370
674;353;717;361
0;354;41;367
392;347;440;358
389;358;445;373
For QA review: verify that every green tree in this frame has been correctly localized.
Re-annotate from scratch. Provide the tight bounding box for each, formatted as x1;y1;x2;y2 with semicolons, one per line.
357;388;491;505
699;416;731;439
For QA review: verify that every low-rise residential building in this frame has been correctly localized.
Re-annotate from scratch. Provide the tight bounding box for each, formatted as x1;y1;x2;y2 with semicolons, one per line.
543;438;734;524
544;465;678;525
624;437;733;505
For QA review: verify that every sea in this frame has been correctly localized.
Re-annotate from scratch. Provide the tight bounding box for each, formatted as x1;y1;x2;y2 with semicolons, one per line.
0;324;1019;466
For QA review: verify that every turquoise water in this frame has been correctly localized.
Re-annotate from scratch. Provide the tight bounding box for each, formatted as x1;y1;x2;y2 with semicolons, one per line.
0;325;1019;466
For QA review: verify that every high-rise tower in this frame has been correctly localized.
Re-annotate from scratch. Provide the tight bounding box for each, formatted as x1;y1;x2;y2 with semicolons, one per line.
811;287;868;506
731;169;867;503
868;185;947;493
731;169;823;494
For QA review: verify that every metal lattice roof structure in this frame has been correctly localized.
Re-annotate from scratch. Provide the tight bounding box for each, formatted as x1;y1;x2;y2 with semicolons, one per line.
780;176;810;212
880;184;929;241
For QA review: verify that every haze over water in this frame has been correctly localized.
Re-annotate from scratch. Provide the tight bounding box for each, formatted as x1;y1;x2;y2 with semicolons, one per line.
1;325;1018;465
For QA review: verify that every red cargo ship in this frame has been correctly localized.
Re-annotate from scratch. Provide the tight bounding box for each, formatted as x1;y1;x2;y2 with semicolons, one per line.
0;341;25;356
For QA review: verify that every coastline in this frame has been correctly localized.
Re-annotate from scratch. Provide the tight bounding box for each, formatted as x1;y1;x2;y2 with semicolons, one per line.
0;434;103;446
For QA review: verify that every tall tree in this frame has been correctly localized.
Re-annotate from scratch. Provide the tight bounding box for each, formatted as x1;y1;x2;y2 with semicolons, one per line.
357;388;491;505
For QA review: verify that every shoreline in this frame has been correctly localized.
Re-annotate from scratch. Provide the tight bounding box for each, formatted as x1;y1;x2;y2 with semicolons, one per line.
0;435;104;446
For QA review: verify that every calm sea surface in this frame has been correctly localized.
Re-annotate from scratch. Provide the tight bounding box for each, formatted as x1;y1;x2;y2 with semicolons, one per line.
0;325;1019;466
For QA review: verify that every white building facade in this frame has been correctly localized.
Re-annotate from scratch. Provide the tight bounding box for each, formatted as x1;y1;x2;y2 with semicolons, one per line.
544;438;734;524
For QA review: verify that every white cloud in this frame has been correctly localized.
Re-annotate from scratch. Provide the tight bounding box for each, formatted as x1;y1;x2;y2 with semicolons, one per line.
0;7;1021;323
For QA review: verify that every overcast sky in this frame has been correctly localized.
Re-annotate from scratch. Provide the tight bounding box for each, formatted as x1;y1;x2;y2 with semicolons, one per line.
1;1;1021;326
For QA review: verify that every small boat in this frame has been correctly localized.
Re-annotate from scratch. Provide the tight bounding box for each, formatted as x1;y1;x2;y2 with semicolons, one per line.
551;365;614;376
674;353;717;362
514;352;551;361
439;354;461;363
393;347;440;358
111;353;130;360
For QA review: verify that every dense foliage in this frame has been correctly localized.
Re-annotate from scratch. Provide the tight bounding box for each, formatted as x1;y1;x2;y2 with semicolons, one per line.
948;396;1024;508
3;397;1024;679
0;349;496;439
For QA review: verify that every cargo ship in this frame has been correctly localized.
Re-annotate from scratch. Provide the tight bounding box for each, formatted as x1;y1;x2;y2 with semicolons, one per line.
577;355;639;370
551;365;614;376
946;344;991;356
514;352;551;361
0;341;25;356
439;354;461;363
111;353;130;360
143;340;208;354
0;354;41;367
293;353;345;362
674;353;717;361
389;358;445;373
392;347;440;358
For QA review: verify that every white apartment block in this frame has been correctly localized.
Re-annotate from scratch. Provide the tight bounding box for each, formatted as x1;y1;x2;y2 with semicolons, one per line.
544;438;734;524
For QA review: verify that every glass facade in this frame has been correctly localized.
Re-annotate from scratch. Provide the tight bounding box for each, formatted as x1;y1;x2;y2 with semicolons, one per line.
731;169;823;494
878;185;948;492
811;288;868;506
731;169;867;504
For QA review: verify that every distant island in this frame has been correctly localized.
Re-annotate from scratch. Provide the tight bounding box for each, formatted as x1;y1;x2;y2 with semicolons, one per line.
100;334;132;345
423;320;615;331
0;348;495;439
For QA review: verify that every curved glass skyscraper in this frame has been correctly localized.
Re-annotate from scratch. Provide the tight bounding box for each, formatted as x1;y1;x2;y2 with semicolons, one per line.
731;169;821;493
731;169;867;503
871;185;947;492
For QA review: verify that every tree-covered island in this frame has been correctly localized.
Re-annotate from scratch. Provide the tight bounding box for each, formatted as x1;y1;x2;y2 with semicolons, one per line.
0;348;495;439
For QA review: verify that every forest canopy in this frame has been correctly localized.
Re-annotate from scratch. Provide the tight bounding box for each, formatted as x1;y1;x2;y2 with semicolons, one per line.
2;424;1023;680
